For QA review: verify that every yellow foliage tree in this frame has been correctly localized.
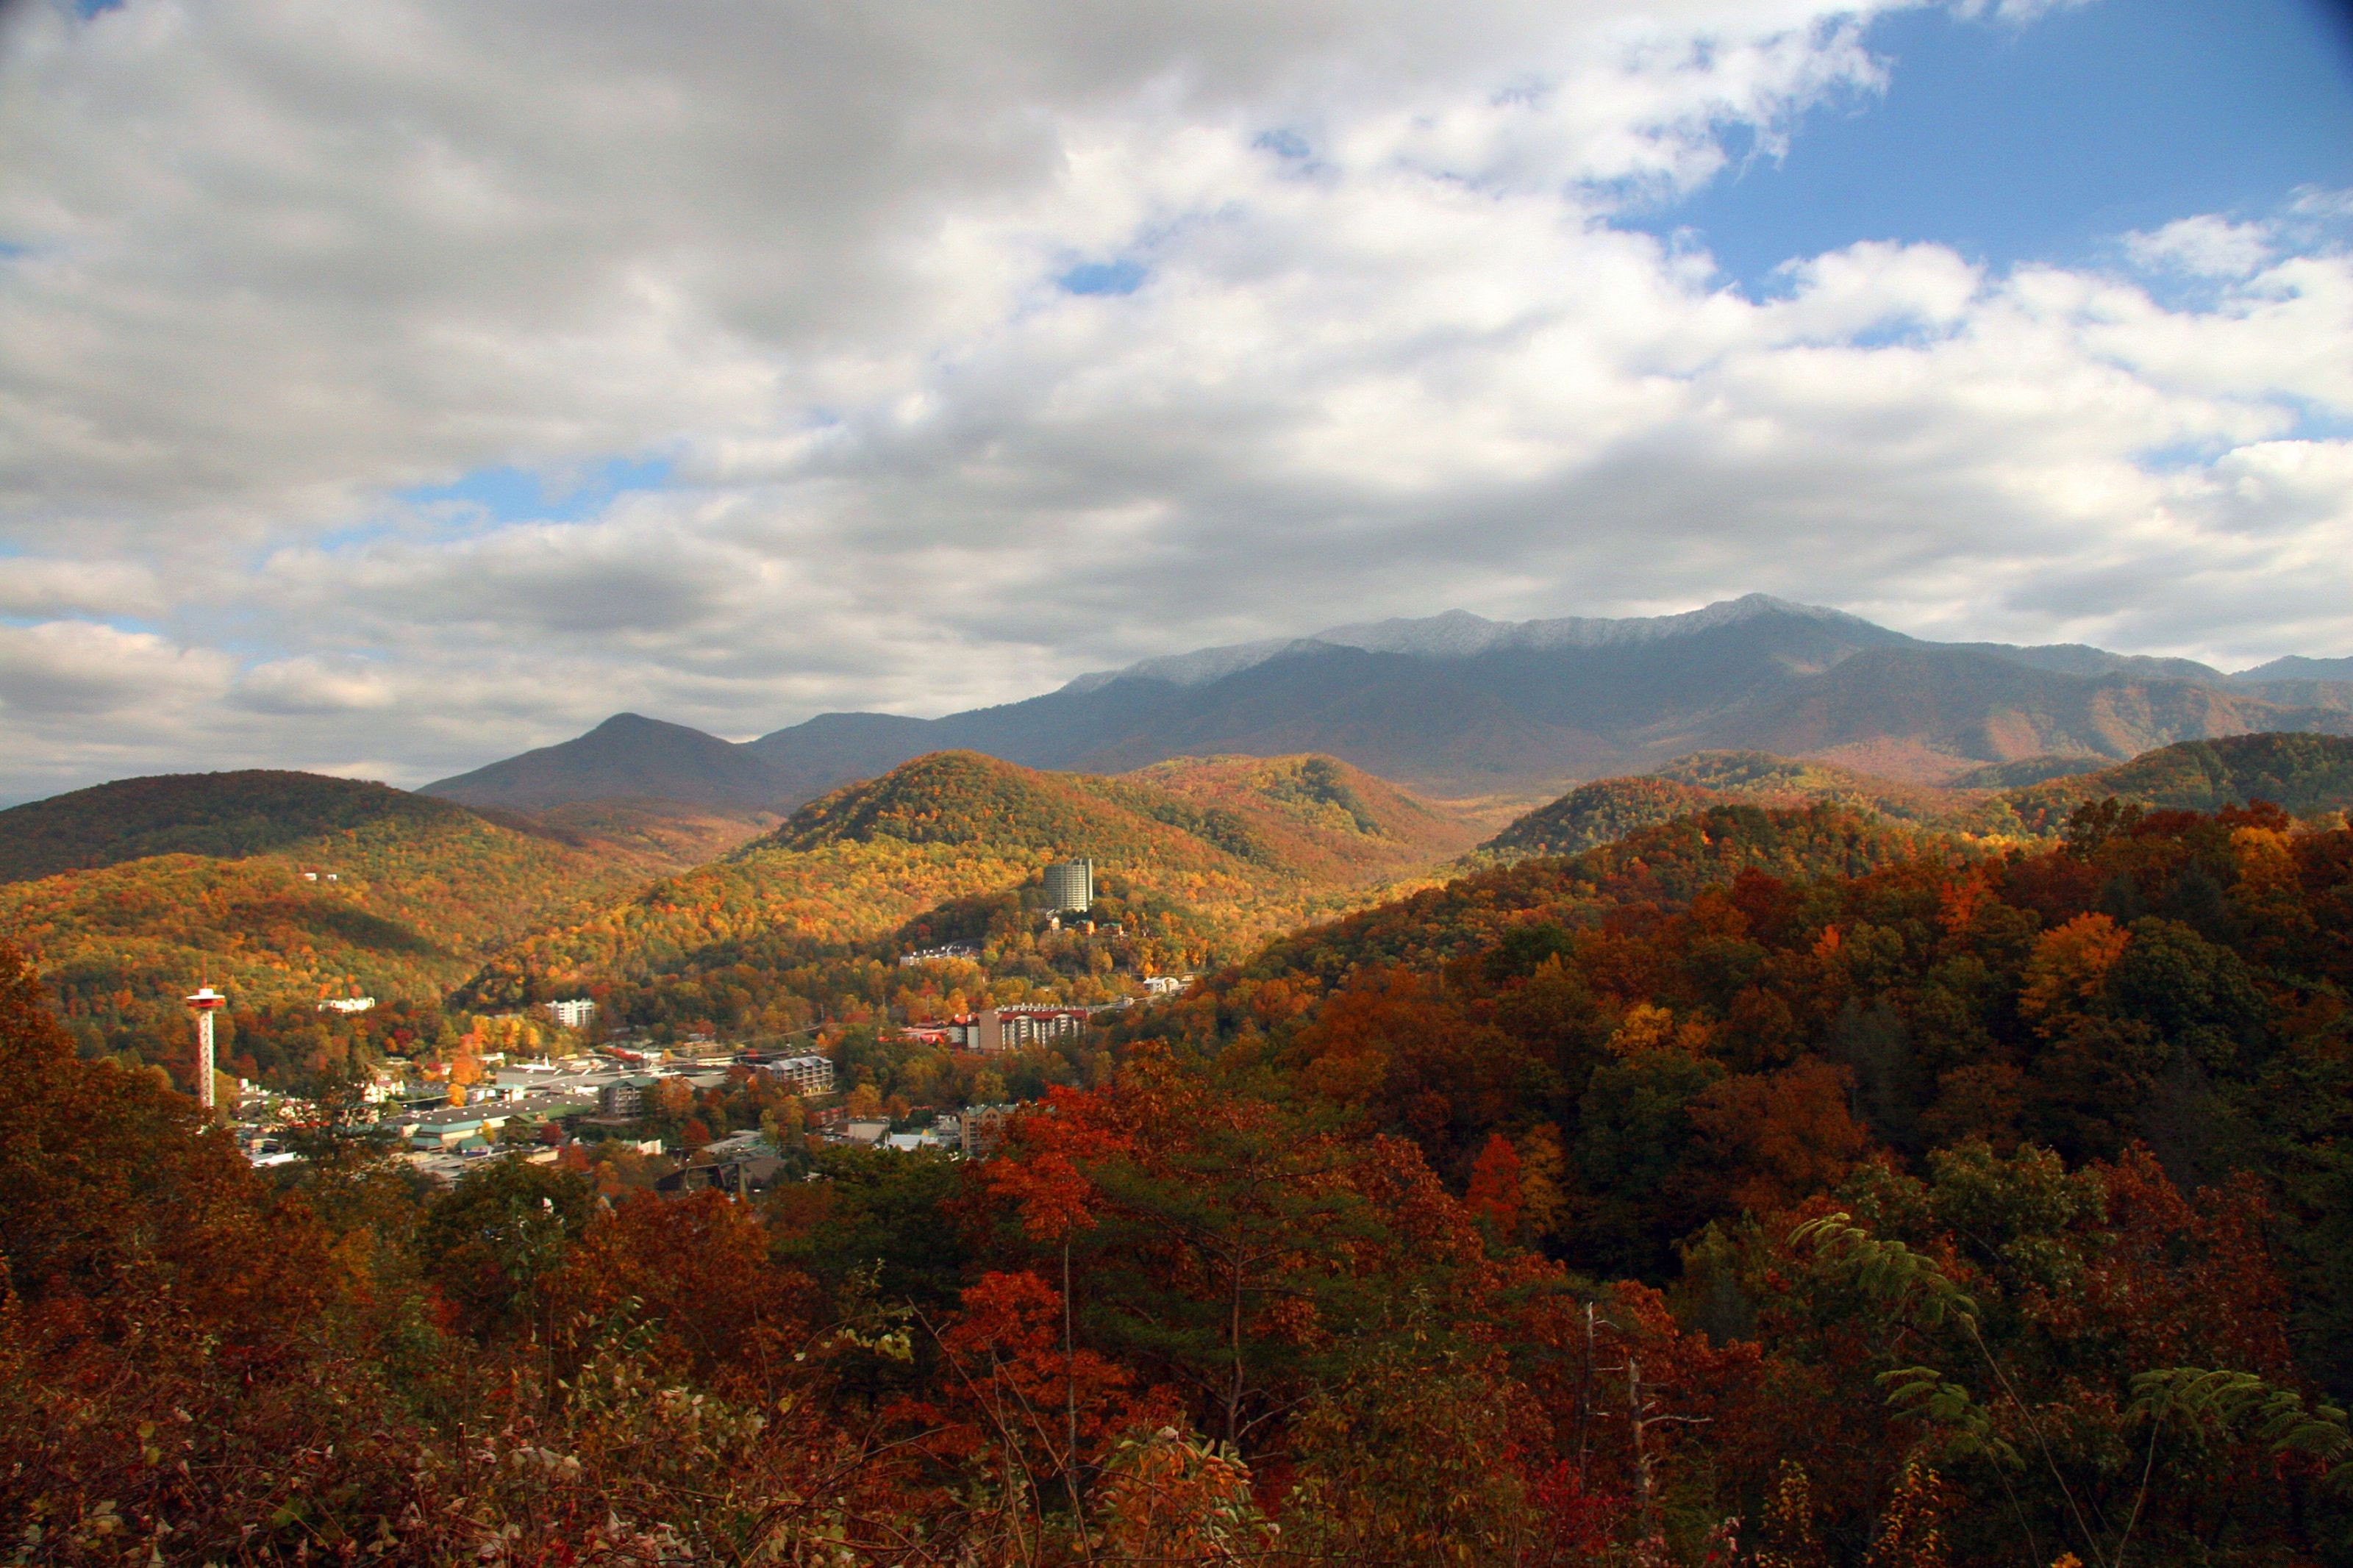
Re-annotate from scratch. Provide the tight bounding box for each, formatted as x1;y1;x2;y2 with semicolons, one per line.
2019;912;2129;1020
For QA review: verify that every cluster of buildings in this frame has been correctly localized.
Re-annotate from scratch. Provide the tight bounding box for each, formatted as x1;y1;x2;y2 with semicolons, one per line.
832;1102;1018;1159
208;853;1133;1191
898;942;982;968
227;1028;1013;1187
899;1003;1110;1053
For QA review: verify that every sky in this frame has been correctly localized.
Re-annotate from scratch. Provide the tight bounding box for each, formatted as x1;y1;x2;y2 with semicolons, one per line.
1;0;2350;800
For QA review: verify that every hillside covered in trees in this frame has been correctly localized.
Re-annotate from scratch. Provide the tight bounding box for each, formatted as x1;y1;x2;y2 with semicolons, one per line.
2002;731;2353;832
0;771;668;1062
1482;752;2001;861
1485;733;2353;862
12;785;2353;1563
465;750;1483;1038
0;770;490;883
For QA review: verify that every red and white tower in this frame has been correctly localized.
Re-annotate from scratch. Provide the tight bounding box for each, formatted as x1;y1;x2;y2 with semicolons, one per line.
185;984;226;1114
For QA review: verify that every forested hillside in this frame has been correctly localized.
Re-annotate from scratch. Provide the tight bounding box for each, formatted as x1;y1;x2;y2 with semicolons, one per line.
1093;753;1480;881
2001;731;2353;831
1238;802;1949;989
15;791;2353;1563
1092;792;2353;1553
1649;751;1987;824
0;772;665;1060
1485;751;1999;860
465;751;1478;1037
495;796;783;871
1486;734;2353;864
0;770;477;883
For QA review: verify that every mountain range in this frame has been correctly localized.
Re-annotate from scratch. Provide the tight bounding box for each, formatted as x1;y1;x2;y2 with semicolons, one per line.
424;595;2353;812
15;728;2353;1075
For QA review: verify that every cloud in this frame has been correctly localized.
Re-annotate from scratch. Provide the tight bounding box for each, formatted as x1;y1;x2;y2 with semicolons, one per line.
0;620;231;717
0;555;165;617
230;655;399;715
0;0;2348;797
2125;215;2274;278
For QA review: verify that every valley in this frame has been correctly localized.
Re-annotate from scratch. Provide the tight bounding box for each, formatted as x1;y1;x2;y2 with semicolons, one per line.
11;723;2353;1564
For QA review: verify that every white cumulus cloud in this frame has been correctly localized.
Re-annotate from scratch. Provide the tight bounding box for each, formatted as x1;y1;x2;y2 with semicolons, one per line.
0;0;2346;798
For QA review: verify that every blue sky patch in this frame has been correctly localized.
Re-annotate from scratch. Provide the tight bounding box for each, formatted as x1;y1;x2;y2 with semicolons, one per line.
395;454;674;525
1624;0;2353;290
1058;259;1149;296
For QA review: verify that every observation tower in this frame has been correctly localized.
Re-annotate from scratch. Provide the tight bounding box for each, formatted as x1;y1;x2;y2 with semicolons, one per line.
185;983;226;1113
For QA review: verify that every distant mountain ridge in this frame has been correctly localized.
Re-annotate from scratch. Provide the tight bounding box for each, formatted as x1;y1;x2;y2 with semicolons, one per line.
418;594;2353;808
1057;594;1885;691
424;712;791;811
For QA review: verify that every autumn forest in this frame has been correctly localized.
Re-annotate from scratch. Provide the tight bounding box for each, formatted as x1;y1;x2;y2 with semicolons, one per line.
8;735;2353;1564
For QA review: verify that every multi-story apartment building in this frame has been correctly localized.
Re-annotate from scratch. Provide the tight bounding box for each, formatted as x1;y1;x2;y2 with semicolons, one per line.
756;1053;836;1097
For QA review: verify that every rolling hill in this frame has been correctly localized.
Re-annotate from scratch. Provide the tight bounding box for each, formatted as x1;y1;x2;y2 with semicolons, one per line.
1481;776;1727;860
1113;753;1480;883
1998;732;2353;832
428;594;2353;812
1946;754;2109;790
0;770;473;883
462;750;1483;1036
1170;801;1957;1006
0;770;671;1054
1482;751;2003;860
1482;733;2353;866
